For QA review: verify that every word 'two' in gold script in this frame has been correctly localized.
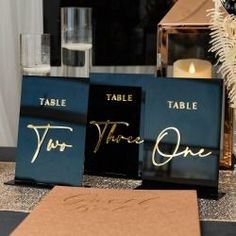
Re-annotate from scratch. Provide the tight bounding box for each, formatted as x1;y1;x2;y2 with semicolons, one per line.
27;124;73;163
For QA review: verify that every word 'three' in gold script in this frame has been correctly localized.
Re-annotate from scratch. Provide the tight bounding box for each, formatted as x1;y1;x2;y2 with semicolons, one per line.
152;127;212;167
89;120;144;153
27;124;73;163
106;94;133;102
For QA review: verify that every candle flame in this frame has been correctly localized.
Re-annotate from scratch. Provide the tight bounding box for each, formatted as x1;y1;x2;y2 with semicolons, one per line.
189;62;196;74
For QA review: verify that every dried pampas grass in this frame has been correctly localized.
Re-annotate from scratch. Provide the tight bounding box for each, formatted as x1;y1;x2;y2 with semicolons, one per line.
208;0;236;106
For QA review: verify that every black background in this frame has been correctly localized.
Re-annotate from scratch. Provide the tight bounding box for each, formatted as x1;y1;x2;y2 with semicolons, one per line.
43;0;176;66
85;84;142;177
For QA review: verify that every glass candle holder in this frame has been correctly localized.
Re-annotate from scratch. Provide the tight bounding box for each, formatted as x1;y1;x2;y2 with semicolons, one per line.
61;7;92;78
20;33;51;76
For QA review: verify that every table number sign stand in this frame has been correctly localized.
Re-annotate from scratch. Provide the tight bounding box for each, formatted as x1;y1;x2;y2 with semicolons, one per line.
140;77;224;198
7;75;89;187
85;74;149;178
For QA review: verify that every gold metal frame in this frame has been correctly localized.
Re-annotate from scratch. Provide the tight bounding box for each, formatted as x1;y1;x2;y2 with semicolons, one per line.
157;25;210;76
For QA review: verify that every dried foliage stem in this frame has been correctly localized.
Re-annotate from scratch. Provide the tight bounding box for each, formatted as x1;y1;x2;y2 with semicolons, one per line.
208;0;236;107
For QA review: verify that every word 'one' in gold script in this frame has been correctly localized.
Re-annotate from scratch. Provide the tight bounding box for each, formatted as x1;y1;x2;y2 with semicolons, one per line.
27;124;73;163
152;127;212;167
89;120;144;153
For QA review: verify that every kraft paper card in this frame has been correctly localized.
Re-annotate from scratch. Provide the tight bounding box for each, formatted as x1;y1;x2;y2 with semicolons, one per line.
12;186;200;236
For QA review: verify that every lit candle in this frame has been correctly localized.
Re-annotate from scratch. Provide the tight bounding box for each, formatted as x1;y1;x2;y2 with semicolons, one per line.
173;59;212;79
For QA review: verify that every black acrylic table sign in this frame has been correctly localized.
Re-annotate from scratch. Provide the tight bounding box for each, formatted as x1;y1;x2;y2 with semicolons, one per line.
15;76;89;186
85;73;154;177
85;84;142;177
142;77;224;192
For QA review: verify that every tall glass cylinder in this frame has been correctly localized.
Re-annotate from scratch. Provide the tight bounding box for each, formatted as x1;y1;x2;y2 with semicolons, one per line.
20;34;51;76
61;7;92;78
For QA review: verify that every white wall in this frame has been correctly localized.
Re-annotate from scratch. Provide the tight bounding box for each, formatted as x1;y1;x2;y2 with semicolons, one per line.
0;0;43;147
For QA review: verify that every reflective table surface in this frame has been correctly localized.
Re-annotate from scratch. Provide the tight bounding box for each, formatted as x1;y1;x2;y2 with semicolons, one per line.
0;162;236;221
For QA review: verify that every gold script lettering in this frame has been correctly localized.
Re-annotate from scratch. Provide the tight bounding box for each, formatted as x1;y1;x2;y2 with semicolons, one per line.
27;124;73;163
90;120;144;153
152;127;212;167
